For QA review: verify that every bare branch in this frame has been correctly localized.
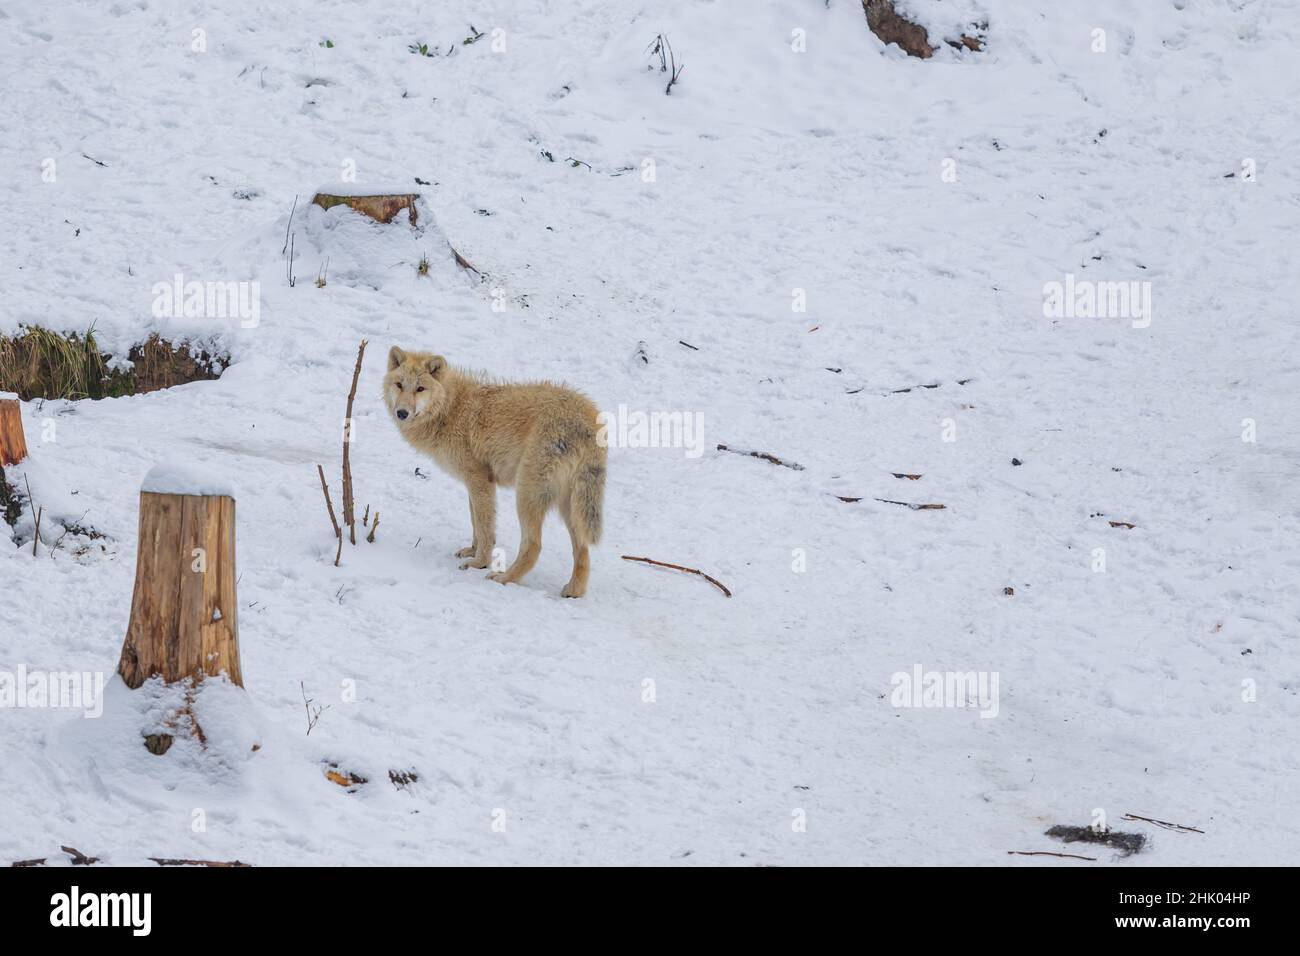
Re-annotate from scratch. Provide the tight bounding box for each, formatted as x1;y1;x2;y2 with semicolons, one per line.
716;443;804;471
60;846;99;865
301;681;328;735
149;857;251;867
281;194;297;254
621;554;731;597
316;464;341;538
24;474;41;557
1121;813;1205;834
342;340;367;545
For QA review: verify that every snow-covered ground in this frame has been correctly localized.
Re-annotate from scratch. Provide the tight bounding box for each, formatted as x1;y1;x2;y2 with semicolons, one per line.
1;0;1297;865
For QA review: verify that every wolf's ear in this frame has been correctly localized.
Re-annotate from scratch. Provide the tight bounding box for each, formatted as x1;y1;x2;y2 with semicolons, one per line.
388;346;406;371
427;355;447;377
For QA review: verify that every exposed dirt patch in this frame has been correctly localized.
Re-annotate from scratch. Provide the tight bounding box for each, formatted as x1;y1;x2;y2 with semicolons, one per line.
862;1;986;59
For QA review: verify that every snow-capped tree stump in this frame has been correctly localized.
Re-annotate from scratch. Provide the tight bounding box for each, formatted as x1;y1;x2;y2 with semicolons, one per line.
0;396;28;467
312;190;419;226
118;465;243;690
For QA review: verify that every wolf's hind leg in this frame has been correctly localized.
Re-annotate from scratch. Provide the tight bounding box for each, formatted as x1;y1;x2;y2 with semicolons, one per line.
560;517;590;598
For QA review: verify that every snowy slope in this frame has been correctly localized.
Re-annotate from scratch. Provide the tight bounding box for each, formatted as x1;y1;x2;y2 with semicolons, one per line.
1;0;1298;865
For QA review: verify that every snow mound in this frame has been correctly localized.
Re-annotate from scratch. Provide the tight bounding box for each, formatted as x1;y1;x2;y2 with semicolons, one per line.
141;459;237;498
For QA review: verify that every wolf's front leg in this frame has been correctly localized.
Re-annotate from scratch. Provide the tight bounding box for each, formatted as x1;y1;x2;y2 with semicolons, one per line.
458;474;496;569
454;486;476;558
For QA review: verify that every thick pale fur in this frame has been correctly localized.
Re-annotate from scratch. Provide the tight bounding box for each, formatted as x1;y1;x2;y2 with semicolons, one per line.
383;346;606;597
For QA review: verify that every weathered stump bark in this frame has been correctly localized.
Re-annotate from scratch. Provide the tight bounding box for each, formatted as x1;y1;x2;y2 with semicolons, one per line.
118;489;243;689
312;192;419;225
0;397;28;467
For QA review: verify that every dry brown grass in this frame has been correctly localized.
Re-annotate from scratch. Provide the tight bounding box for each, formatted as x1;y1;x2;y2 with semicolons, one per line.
0;326;106;400
0;327;224;400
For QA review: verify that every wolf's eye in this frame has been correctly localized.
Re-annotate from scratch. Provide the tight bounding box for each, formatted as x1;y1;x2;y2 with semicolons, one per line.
416;386;425;393
395;382;404;390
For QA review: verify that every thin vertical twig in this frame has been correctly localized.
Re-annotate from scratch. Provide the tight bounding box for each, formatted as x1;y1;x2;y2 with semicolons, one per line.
23;474;41;557
316;463;343;566
281;195;298;254
342;340;367;545
301;681;327;735
316;464;341;539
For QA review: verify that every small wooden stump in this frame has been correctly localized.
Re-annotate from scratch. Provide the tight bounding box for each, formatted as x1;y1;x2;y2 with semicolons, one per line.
118;466;243;690
0;396;28;467
312;191;419;226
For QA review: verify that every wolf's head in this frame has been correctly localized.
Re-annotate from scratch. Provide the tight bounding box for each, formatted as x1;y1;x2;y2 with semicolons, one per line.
384;346;449;426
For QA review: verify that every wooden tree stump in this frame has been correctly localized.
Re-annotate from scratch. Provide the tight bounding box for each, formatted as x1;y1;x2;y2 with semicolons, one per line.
312;191;419;226
0;396;28;467
118;466;243;690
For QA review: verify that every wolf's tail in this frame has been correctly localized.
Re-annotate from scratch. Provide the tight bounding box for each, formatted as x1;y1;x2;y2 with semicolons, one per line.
570;453;606;546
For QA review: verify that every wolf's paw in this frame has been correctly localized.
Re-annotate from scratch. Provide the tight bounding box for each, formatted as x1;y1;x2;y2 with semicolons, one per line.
454;546;476;558
459;557;490;570
487;572;514;585
560;581;586;598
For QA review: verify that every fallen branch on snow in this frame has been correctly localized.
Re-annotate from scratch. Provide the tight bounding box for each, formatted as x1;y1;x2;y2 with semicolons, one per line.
150;857;252;867
1007;850;1097;862
621;555;731;598
61;846;99;865
1122;813;1204;834
866;377;972;396
874;498;946;511
10;846;100;867
451;245;481;277
716;444;804;471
